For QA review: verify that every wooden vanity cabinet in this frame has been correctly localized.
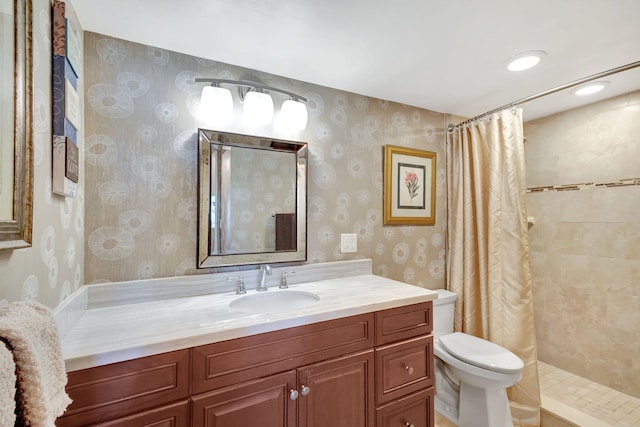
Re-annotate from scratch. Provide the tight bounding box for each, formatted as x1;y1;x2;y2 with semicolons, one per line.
191;302;433;427
58;301;433;427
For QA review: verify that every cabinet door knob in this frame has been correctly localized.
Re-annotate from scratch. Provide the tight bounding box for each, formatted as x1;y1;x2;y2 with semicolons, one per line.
405;365;414;375
289;389;299;400
405;423;415;427
300;385;311;396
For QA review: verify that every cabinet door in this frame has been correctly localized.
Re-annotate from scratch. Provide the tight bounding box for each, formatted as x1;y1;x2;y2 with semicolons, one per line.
297;350;374;427
191;370;296;427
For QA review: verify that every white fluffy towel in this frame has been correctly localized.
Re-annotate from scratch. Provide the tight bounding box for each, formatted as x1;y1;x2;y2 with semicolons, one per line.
0;341;17;427
0;301;72;426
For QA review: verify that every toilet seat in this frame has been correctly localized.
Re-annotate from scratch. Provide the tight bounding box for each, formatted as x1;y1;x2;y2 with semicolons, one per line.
439;332;523;374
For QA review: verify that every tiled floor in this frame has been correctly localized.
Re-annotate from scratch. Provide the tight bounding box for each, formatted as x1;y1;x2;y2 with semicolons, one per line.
539;361;640;427
435;412;457;426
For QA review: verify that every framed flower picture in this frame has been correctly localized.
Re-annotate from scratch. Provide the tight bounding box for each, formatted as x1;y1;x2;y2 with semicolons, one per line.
383;145;436;225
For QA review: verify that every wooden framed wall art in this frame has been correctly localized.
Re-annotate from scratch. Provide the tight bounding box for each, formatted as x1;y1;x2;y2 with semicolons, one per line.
51;0;80;197
383;145;436;225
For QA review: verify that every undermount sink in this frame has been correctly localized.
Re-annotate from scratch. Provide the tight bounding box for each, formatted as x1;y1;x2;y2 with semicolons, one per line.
229;290;320;314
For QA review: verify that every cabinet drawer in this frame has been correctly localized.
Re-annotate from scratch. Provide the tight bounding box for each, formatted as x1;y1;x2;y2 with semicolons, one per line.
94;399;190;427
58;349;190;426
375;335;433;405
376;388;434;427
375;302;432;346
192;313;374;394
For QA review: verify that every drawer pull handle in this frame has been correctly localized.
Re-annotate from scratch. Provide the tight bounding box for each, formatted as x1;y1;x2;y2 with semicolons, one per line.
405;365;414;375
289;389;299;400
405;423;415;427
300;385;311;396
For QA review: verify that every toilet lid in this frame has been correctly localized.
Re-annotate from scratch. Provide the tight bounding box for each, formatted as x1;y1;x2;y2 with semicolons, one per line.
439;332;524;374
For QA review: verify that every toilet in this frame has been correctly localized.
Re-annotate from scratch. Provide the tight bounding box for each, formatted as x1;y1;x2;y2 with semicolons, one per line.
433;289;524;427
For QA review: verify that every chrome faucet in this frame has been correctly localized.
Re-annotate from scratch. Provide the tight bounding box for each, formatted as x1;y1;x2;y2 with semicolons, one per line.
257;265;272;291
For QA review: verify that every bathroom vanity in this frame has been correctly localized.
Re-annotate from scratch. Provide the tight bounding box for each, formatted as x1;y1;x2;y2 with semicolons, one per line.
54;261;437;426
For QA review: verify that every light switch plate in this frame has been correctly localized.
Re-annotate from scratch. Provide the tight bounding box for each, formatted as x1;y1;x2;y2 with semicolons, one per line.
340;233;358;253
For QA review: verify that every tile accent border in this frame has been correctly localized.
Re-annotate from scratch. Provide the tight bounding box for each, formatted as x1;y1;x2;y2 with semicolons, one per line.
527;177;640;193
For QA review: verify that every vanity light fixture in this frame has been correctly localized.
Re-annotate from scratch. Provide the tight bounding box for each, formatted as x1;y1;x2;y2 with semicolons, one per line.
573;81;609;96
505;50;546;72
195;78;308;130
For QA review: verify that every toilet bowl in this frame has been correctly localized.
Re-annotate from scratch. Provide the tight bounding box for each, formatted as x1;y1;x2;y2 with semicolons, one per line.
433;289;524;427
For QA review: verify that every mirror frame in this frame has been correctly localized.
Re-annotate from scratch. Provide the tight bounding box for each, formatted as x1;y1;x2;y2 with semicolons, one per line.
0;0;33;250
197;128;307;268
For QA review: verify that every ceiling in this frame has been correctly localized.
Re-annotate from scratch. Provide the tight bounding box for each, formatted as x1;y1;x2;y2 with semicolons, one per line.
70;0;640;122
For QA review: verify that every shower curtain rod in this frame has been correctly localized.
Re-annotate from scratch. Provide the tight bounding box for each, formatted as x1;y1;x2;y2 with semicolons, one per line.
447;60;640;132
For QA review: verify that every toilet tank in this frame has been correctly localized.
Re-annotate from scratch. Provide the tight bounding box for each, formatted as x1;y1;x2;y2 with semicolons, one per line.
433;289;457;339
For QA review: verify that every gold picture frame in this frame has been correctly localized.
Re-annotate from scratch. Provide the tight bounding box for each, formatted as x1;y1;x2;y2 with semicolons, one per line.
383;145;436;225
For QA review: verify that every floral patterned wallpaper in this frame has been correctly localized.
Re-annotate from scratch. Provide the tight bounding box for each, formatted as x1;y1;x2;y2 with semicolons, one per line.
0;0;84;309
83;32;447;289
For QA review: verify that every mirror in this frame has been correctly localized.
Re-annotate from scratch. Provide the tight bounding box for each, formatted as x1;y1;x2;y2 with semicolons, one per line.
0;0;32;250
197;129;307;268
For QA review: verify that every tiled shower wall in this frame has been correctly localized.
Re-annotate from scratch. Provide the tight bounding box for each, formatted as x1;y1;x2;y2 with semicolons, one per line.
83;32;447;290
524;90;640;398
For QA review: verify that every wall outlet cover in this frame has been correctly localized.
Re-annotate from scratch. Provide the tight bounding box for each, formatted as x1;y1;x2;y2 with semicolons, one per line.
340;233;358;253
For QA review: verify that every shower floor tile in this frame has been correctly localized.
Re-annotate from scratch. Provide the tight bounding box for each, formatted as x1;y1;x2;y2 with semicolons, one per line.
539;361;640;426
435;412;457;427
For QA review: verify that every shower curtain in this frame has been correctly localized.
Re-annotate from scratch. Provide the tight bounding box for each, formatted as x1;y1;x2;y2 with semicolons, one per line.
445;109;541;427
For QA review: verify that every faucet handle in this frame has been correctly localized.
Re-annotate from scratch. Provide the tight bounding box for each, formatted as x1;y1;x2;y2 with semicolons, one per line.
279;271;296;289
227;275;246;294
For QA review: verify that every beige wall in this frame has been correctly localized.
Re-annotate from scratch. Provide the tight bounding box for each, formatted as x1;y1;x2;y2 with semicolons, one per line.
83;33;448;290
0;0;85;309
525;91;640;397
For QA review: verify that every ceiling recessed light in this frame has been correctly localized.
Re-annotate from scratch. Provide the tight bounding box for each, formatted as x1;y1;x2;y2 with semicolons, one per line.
505;50;547;72
573;81;609;96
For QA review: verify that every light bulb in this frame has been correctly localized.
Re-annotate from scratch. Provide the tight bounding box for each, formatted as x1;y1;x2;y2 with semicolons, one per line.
280;99;308;131
505;51;546;72
200;86;233;122
244;91;274;125
573;81;609;96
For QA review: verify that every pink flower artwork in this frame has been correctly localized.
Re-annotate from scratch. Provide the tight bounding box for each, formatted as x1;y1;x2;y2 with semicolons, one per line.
404;170;420;202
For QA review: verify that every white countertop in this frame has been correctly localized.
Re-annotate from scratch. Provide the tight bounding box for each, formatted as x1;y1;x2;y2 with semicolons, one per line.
61;274;437;372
